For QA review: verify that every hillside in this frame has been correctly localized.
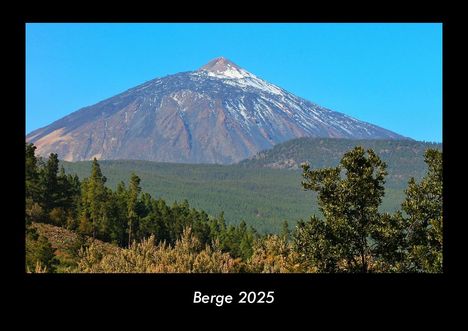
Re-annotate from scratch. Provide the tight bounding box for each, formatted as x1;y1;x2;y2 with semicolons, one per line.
58;138;435;233
238;138;442;188
31;222;120;272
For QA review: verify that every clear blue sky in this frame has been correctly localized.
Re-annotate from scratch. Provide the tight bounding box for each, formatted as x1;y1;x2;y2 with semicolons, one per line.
26;23;442;142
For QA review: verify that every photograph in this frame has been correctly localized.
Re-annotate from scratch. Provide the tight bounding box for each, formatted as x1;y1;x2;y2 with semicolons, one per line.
25;23;442;275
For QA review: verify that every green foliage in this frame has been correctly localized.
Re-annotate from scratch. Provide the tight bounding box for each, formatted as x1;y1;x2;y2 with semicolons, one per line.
401;149;443;272
38;153;60;213
25;142;443;273
107;181;129;245
26;197;45;225
79;159;109;238
25;143;40;201
62;160;316;233
61;159;408;234
127;173;142;245
26;145;258;263
239;137;441;189
216;220;256;260
296;147;443;273
25;144;80;227
65;232;89;260
56;167;81;216
371;212;408;272
294;216;340;272
26;226;58;273
299;147;388;272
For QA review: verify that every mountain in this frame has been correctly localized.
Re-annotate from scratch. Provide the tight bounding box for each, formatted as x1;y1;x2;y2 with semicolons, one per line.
27;57;408;163
239;137;441;187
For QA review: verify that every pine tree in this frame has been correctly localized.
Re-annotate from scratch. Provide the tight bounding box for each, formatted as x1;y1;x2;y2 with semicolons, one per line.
26;231;58;273
25;143;40;200
26;143;44;224
38;153;60;215
294;216;340;272
80;158;108;238
103;182;128;246
127;173;141;245
56;166;81;211
402;149;442;272
299;146;388;272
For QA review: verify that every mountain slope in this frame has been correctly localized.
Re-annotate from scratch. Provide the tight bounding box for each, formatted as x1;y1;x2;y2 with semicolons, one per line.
27;57;408;163
239;138;441;187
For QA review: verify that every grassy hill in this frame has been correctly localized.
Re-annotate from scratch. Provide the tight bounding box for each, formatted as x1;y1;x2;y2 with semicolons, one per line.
59;139;440;233
31;222;120;272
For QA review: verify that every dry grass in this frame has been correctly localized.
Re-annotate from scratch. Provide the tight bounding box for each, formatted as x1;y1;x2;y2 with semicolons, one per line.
31;222;121;257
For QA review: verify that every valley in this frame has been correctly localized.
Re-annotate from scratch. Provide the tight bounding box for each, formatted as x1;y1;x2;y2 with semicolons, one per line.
60;138;440;233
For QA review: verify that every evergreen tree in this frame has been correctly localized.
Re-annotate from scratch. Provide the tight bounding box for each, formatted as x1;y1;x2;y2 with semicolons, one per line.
26;230;58;273
56;166;81;211
299;146;388;272
238;221;254;260
127;173;141;245
294;216;340;272
25;143;44;224
80;158;108;238
402;149;442;272
38;153;60;214
371;211;408;271
25;143;40;200
106;183;128;245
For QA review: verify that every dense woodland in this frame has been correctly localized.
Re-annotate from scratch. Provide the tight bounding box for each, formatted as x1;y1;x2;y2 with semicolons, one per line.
62;160;321;233
25;142;442;273
62;139;441;233
240;138;441;187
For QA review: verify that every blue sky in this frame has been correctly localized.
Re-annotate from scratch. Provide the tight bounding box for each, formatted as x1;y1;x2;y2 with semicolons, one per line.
26;23;442;142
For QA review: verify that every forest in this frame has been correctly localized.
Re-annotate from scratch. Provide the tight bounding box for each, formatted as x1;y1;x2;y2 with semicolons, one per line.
61;138;441;233
25;142;442;273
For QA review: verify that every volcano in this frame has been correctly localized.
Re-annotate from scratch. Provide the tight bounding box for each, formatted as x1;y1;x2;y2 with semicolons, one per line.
26;57;407;163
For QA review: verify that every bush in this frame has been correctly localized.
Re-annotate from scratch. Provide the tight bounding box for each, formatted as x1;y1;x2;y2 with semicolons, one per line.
26;198;45;224
77;228;243;273
49;207;66;226
26;230;58;273
248;234;305;273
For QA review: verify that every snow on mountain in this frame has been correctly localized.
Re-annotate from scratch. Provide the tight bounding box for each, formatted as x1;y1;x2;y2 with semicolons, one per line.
26;57;408;164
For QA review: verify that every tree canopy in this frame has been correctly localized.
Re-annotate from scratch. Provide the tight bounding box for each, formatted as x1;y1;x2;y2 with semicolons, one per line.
297;147;443;273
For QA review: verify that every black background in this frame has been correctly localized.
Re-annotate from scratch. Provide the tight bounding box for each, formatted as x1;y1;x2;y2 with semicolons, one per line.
5;1;461;318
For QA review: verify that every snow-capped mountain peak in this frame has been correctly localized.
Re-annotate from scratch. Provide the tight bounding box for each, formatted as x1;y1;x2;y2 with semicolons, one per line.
26;57;408;164
196;57;284;96
198;57;251;79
